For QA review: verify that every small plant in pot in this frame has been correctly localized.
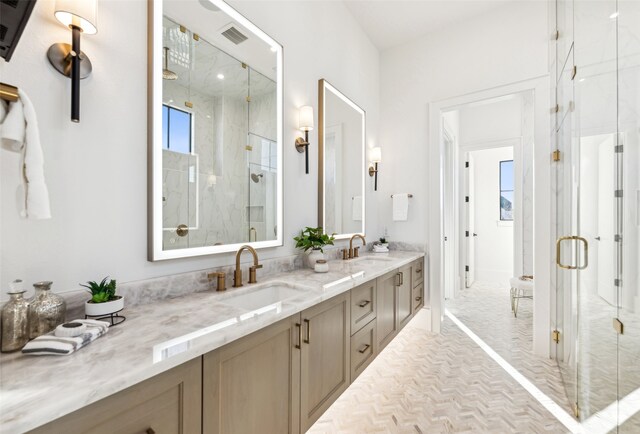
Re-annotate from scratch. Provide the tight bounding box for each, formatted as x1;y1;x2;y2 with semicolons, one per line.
294;227;335;268
81;277;124;317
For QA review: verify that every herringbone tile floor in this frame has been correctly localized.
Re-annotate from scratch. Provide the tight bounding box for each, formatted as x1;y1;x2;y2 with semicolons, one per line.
308;283;569;433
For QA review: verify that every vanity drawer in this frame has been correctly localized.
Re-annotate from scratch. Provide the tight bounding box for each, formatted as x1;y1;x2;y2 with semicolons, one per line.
412;282;424;312
412;259;424;287
350;280;377;335
350;319;377;381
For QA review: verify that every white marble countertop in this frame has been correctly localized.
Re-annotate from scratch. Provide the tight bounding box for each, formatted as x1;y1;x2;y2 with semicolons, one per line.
0;251;424;433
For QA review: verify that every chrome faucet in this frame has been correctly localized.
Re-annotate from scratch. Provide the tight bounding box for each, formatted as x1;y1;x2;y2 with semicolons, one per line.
343;234;366;260
234;245;263;287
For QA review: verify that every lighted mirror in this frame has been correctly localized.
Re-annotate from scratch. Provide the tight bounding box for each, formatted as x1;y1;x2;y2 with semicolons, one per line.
148;0;283;260
318;79;366;239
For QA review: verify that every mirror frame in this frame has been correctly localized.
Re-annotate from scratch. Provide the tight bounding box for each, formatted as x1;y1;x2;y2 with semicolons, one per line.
147;0;284;261
317;79;366;240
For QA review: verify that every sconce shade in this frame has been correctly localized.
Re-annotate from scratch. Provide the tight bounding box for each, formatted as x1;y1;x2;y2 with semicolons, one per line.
54;0;98;34
299;105;314;131
370;147;382;163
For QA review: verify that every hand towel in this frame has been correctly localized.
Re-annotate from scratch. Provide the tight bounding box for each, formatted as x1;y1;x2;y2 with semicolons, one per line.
392;194;409;221
21;319;110;356
0;89;51;219
352;195;363;221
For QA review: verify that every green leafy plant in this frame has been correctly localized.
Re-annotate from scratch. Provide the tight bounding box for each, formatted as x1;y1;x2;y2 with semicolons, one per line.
81;277;118;304
294;227;335;253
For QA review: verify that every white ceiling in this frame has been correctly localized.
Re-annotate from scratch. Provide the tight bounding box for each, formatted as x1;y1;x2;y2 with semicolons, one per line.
343;0;519;50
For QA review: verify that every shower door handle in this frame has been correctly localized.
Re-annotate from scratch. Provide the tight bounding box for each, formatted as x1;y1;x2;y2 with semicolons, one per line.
556;236;589;270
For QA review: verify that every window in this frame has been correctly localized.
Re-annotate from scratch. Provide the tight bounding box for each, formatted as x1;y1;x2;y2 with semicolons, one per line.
162;104;192;154
500;160;514;221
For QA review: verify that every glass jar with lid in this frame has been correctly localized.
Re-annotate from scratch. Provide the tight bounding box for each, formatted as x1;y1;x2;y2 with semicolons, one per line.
28;281;66;339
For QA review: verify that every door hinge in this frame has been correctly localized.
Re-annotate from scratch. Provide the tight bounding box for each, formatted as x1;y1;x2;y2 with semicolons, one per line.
465;231;469;237
615;278;622;287
465;265;469;272
615;190;623;198
465;161;469;168
615;234;622;242
552;329;560;343
571;65;577;80
551;104;560;113
615;145;624;153
552;30;559;40
613;318;624;334
552;150;561;162
573;403;580;418
465;196;469;203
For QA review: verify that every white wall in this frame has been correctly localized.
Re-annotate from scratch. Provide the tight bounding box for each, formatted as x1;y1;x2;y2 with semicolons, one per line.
377;1;547;244
0;0;379;296
471;146;514;282
458;97;522;145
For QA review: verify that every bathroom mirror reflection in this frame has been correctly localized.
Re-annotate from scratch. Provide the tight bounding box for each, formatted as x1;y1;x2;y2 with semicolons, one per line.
149;0;283;260
318;79;366;239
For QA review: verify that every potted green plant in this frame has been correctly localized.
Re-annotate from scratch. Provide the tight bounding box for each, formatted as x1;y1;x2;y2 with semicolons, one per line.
294;227;335;268
81;277;124;317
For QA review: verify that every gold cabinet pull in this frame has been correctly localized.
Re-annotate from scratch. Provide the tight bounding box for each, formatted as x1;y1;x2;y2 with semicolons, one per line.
556;236;589;270
295;323;302;349
358;343;370;354
357;300;370;308
147;429;156;434
303;318;311;344
395;272;402;287
415;296;422;302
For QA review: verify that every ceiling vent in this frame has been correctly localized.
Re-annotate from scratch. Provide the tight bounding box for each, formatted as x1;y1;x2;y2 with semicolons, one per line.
220;25;248;45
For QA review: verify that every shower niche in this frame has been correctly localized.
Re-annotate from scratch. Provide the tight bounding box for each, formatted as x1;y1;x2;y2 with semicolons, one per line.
148;0;283;260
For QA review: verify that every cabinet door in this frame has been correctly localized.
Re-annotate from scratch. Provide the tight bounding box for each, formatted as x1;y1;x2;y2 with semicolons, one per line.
350;318;377;381
350;279;377;335
203;316;301;434
397;264;413;328
300;293;350;432
412;282;424;312
412;258;424;287
376;269;399;350
30;358;202;434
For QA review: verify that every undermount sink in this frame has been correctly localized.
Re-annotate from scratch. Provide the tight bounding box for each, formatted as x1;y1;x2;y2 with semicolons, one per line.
219;283;310;311
349;255;394;264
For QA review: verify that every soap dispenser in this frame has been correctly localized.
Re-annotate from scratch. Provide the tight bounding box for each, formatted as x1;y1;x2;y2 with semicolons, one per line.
1;280;30;352
28;281;66;339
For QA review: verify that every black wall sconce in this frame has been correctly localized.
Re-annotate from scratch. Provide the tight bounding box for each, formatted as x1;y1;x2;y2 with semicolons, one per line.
368;147;382;191
295;106;314;174
47;0;98;123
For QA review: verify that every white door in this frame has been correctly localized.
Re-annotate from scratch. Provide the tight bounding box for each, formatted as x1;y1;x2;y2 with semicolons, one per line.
465;154;476;287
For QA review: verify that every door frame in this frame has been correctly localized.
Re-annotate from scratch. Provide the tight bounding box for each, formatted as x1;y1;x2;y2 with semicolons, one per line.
427;75;552;357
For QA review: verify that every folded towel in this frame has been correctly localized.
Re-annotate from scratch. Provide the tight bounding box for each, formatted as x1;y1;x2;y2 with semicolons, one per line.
392;193;409;221
352;196;363;221
0;89;51;219
22;319;110;356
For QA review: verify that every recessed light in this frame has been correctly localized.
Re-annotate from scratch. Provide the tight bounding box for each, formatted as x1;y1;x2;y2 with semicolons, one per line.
579;78;586;82
609;12;619;19
169;99;174;103
217;73;225;80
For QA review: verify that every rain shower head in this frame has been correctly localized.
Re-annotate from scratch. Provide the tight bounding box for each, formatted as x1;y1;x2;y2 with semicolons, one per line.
163;47;178;81
250;172;264;183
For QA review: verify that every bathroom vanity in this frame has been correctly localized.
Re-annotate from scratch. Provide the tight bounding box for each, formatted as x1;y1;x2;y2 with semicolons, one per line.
0;252;425;433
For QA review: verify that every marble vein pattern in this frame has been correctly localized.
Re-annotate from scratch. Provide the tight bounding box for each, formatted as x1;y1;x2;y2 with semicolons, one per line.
0;251;424;433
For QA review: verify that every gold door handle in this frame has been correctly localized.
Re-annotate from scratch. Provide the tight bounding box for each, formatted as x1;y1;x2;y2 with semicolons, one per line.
556;236;589;270
295;323;302;349
303;319;311;344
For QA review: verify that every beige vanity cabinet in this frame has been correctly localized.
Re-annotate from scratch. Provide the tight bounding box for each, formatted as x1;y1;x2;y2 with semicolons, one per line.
299;292;351;432
376;269;400;350
397;264;413;329
29;358;202;434
411;259;425;312
202;315;301;434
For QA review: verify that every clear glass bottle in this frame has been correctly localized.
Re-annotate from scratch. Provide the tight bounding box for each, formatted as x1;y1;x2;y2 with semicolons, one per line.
28;281;66;339
1;280;30;352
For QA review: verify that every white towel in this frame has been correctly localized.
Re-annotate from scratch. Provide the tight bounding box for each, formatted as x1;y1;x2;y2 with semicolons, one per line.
0;89;51;219
392;193;409;221
21;320;110;356
352;196;363;221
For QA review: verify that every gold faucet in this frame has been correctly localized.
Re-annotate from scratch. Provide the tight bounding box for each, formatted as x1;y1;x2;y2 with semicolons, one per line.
233;245;263;287
344;234;366;259
207;271;226;291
